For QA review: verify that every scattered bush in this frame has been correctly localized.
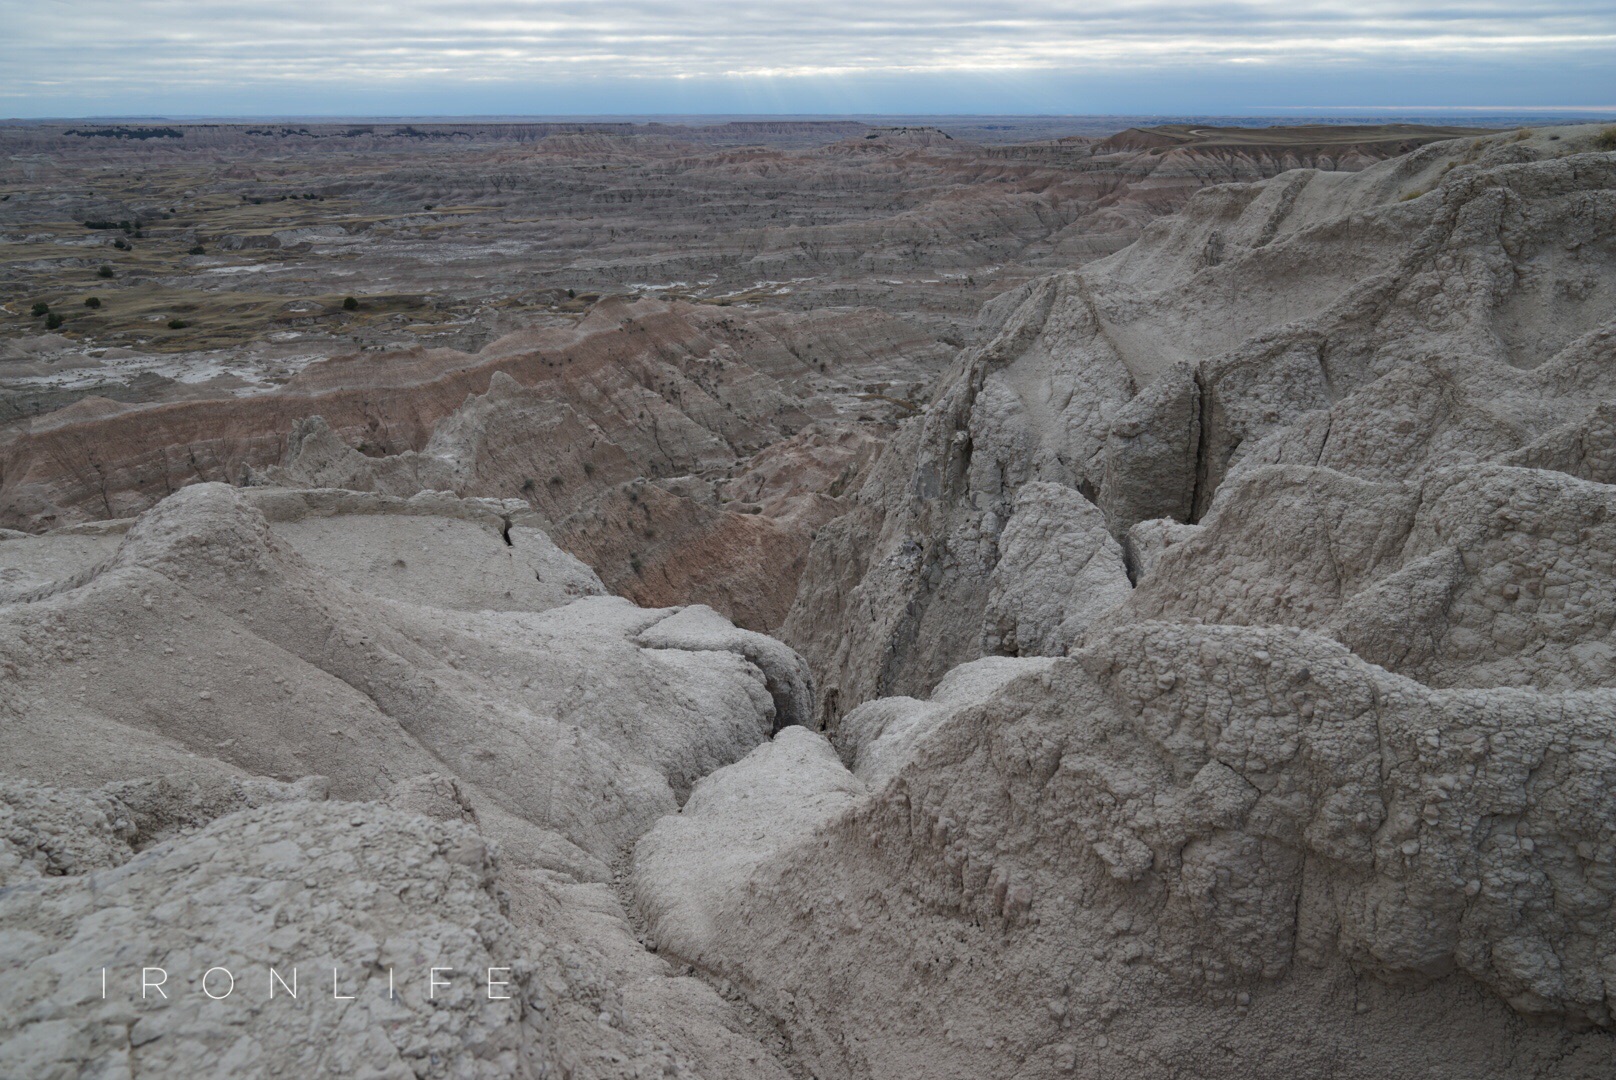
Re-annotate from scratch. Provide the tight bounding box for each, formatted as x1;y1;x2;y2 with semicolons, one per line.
167;318;189;329
84;296;101;308
97;265;114;279
342;296;359;311
30;301;48;317
45;313;63;330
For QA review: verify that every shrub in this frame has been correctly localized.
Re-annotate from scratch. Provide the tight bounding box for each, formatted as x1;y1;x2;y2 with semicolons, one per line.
342;296;358;311
188;244;205;255
97;265;114;279
30;301;48;316
84;296;101;308
167;318;189;329
1598;127;1616;151
45;313;63;330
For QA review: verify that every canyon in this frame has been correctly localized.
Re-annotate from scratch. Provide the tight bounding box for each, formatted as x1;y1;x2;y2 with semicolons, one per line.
3;117;1615;1079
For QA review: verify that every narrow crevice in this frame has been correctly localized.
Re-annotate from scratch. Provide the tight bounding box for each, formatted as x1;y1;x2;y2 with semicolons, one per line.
1188;364;1214;524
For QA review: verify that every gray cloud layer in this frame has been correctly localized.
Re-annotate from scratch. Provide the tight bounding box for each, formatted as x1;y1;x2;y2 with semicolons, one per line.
3;1;1614;114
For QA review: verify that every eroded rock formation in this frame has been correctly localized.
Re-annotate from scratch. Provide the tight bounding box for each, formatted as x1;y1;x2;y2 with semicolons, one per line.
4;122;1616;1079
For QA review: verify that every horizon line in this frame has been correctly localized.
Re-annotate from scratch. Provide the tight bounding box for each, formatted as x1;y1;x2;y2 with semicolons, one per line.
6;108;1615;123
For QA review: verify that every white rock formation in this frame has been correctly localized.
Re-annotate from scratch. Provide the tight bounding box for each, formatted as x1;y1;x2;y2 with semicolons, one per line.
631;126;1616;1078
983;481;1131;656
784;126;1616;723
0;483;810;1078
634;621;1616;1078
6;124;1616;1080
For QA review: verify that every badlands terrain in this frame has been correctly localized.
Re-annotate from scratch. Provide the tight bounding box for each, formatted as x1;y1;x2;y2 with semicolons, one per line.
3;117;1616;1078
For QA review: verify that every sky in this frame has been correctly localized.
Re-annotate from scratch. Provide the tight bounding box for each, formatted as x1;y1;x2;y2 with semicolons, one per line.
3;1;1614;118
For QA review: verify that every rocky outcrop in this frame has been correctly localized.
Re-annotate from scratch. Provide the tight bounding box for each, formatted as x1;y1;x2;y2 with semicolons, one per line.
785;125;1616;724
0;782;793;1079
618;125;1616;1080
982;481;1131;656
7;123;1616;1080
1;298;930;632
1114;462;1616;691
0;482;818;1078
634;620;1616;1078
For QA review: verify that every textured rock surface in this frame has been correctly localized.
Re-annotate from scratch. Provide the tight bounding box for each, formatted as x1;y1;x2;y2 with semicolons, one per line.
1114;462;1616;691
983;481;1131;656
634;623;1616;1078
1;121;1454;636
6;123;1616;1079
625;125;1616;1079
0;786;793;1079
784;124;1616;723
0;482;813;1079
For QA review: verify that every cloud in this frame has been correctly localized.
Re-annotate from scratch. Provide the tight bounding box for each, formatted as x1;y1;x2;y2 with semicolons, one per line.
2;0;1613;114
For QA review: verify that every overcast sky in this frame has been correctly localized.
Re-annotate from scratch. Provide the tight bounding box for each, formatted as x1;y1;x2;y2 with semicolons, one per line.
3;1;1614;117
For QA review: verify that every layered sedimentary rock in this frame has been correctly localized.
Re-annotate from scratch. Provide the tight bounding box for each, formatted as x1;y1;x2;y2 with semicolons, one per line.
0;298;934;629
5;122;1616;1080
